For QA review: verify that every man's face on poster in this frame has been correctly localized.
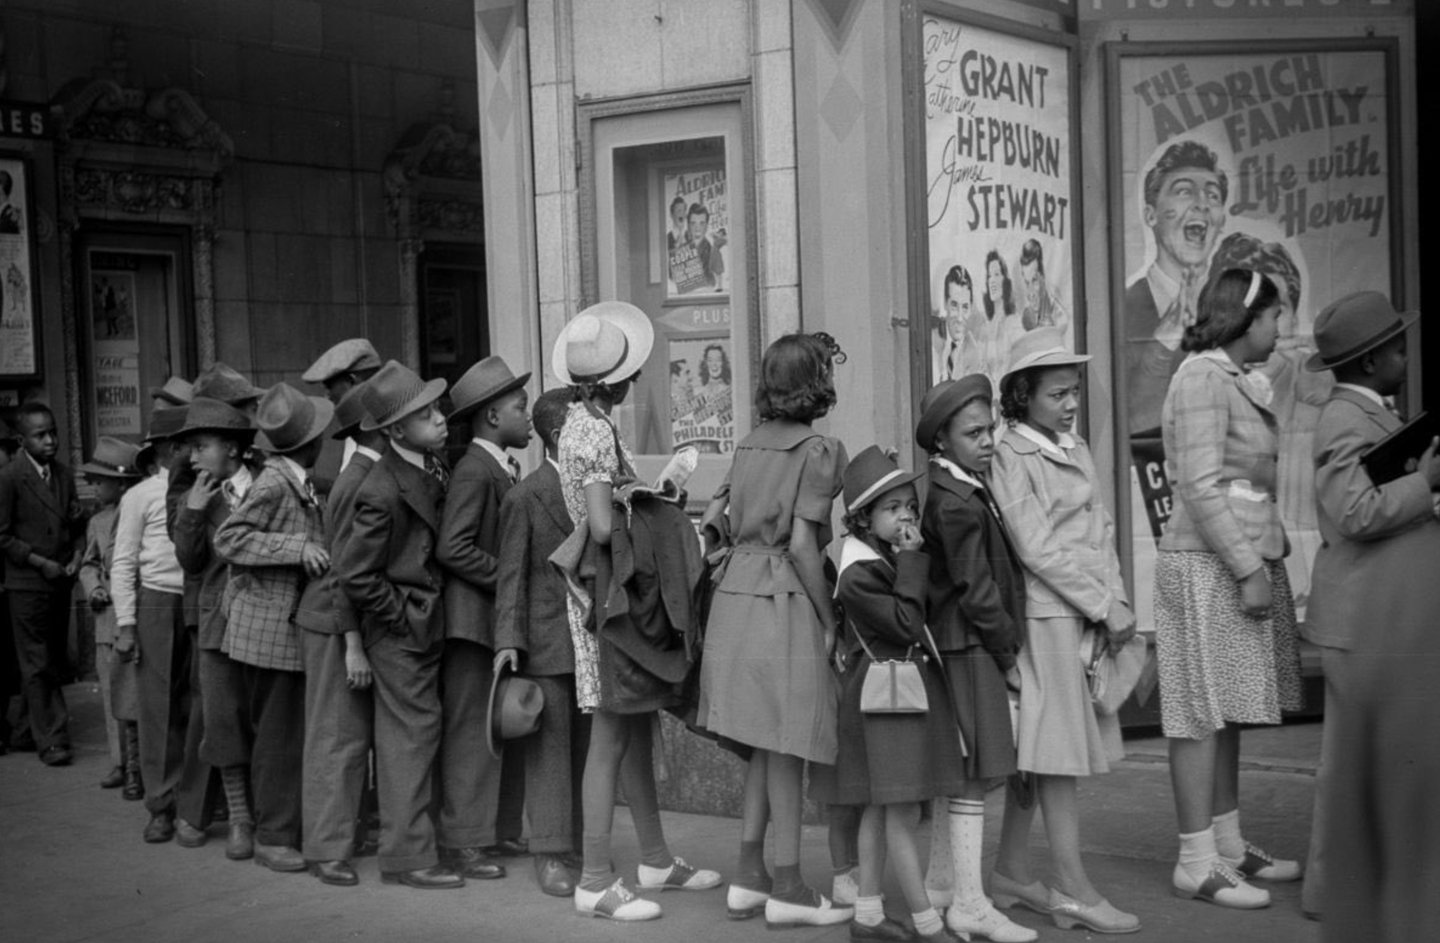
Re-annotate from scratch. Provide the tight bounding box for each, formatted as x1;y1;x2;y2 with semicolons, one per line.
687;209;709;244
1021;260;1041;301
943;281;972;339
1144;166;1226;273
670;201;686;232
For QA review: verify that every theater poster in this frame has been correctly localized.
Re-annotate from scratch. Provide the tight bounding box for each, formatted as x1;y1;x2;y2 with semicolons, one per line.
663;167;728;300
0;156;39;380
923;11;1080;390
668;337;734;454
1107;40;1400;620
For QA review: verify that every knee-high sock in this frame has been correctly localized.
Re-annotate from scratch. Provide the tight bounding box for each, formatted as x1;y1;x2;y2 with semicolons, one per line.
949;798;987;910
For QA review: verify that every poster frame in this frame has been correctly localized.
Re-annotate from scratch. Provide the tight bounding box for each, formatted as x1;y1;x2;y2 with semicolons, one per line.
901;1;1085;466
1102;37;1404;596
0;153;43;383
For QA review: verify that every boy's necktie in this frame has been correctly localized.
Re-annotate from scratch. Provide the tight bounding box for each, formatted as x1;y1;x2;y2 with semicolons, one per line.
506;456;521;483
424;452;450;490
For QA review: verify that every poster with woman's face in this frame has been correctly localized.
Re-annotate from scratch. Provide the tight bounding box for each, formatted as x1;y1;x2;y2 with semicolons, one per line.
664;168;728;299
668;337;734;454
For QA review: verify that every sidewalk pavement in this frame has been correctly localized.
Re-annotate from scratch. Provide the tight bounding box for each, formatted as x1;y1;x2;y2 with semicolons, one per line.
1;683;1322;943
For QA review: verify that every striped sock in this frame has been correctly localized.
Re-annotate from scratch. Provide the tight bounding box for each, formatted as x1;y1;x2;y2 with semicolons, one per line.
220;766;253;826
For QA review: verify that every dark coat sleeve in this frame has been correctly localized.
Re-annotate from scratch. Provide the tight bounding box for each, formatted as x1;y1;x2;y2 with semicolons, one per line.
172;497;216;575
492;487;531;654
837;551;930;651
336;486;406;635
436;464;502;591
931;495;1021;664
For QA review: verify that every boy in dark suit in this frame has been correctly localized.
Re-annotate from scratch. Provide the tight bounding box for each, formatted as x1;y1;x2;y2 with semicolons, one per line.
337;361;463;890
495;387;586;897
213;384;333;873
296;382;385;886
0;402;87;766
434;356;531;881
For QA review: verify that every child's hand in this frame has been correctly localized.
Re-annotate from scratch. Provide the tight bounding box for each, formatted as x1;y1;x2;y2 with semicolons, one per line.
34;557;65;581
301;541;331;577
186;470;221;510
115;624;138;663
891;522;923;553
1238;569;1272;618
345;646;373;690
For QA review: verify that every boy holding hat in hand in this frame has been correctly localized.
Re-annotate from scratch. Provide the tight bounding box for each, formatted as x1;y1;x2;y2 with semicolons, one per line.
337;361;463;889
213;383;334;873
435;355;532;881
1299;292;1440;940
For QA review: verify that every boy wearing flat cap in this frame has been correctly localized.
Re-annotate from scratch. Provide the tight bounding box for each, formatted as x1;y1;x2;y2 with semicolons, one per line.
304;338;383;488
336;361;464;890
435;355;532;880
213;383;334;874
1299;292;1440;940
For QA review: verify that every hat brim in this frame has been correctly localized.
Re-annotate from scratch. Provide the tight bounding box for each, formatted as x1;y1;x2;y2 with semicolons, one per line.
916;384;994;452
846;468;925;514
358;378;447;432
551;306;655;385
255;398;337;453
999;351;1091;391
1304;311;1418;372
176;421;255;439
446;372;531;423
485;670;508;760
78;461;142;479
331;421;362;441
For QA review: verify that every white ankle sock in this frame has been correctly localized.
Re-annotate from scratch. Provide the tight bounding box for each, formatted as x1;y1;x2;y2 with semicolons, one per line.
854;895;884;927
950;798;988;910
1178;826;1219;882
924;798;953;895
913;907;944;936
1212;809;1244;861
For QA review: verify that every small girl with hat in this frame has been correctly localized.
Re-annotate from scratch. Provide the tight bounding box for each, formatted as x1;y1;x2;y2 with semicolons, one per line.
832;445;968;943
915;375;1036;943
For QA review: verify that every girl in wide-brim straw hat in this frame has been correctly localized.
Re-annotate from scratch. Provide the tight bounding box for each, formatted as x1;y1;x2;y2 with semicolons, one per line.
552;302;723;921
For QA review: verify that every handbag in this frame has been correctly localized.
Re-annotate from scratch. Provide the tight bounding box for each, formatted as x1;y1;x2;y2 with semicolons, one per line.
854;630;929;714
1079;628;1151;716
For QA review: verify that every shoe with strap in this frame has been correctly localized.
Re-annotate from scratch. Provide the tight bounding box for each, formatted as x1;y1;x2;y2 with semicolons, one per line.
574;877;662;921
636;856;722;891
947;899;1039;942
1171;861;1270;910
1223;842;1302;883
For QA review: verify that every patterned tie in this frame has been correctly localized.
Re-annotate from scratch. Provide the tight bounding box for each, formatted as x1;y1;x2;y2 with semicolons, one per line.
945;342;957;381
424;451;450;490
302;476;319;509
506;456;521;483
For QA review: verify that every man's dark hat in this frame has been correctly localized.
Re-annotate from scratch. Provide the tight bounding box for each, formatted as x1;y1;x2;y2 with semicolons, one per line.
1306;291;1419;372
254;383;335;454
915;374;992;453
331;380;372;440
359;361;447;432
192;363;265;406
176;397;254;437
842;445;924;515
149;376;194;406
144;405;189;443
447;356;530;423
78;436;143;479
486;670;544;759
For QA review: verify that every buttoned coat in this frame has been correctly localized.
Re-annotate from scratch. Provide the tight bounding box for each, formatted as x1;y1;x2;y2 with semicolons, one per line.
493;460;574;676
173;475;243;651
0;454;86;591
337;448;446;653
296;450;377;637
78;505;120;644
213;458;324;672
436;442;511;648
991;428;1128;623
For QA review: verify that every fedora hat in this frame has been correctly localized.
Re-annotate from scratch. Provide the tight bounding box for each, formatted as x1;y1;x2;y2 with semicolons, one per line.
192;362;264;406
177;397;254;438
331;380;372;440
149;376;194;406
447;356;531;422
78;436;143;479
486;670;545;759
1305;291;1419;372
551;301;654;385
842;445;924;515
254;383;336;454
916;374;993;453
144;405;189;443
302;338;382;384
999;327;1090;389
359;360;447;431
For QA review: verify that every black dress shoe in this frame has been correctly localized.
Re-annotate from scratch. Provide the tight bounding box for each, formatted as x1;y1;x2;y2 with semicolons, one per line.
144;811;176;843
442;846;507;880
39;745;72;767
534;853;577;897
380;866;465;889
852;917;917;941
100;766;125;789
311;860;359;886
482;838;529;858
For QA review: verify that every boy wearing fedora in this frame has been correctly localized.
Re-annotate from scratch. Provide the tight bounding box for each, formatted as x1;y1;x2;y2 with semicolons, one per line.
337;361;463;889
172;396;262;860
112;406;192;843
435;355;532;881
494;387;586;897
77;437;144;789
1299;292;1440;939
295;382;387;887
213;383;334;873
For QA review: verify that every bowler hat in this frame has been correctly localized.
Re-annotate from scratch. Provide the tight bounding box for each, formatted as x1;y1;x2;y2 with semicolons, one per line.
486;669;545;759
842;445;924;515
149;376;194;406
551;301;654;385
78;436;143;479
192;362;264;406
177;397;254;438
302;338;383;384
254;383;336;454
999;327;1090;389
447;356;531;422
331;381;371;440
915;374;992;453
1305;291;1419;372
359;361;447;431
144;405;189;443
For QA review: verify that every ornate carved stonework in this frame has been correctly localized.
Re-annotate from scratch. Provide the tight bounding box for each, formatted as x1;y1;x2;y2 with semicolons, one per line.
73;169;194;214
417;197;484;235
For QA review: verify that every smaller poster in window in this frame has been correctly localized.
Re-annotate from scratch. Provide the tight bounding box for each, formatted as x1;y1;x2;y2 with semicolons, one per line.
668;337;734;454
0;157;38;379
90;270;143;438
664;168;728;299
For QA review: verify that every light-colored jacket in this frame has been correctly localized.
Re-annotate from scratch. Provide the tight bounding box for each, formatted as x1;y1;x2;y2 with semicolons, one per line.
991;425;1128;622
78;505;119;645
1158;351;1286;578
